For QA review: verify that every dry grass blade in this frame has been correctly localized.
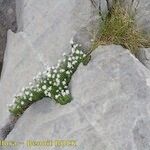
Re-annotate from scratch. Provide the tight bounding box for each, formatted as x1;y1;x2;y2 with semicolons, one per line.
92;2;150;56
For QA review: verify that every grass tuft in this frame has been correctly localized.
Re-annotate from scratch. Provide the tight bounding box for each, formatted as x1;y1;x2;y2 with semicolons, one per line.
93;2;150;56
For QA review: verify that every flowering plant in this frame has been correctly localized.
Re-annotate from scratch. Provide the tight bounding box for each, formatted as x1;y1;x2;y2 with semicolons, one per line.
8;40;91;117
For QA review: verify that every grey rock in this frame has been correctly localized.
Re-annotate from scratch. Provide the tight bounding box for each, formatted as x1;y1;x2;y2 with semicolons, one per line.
135;0;150;33
0;115;18;140
91;0;150;33
0;0;104;124
120;0;150;33
137;48;150;70
5;45;150;150
72;15;101;53
0;0;17;76
118;0;150;70
133;118;150;150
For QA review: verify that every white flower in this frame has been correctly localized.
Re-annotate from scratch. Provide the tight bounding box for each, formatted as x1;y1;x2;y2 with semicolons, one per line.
29;82;32;86
71;48;75;53
55;95;59;99
57;74;60;78
52;66;55;69
39;88;42;92
76;56;79;60
54;82;57;86
73;44;78;49
42;85;47;90
22;88;25;92
66;71;70;75
44;90;48;95
23;96;27;99
80;51;83;54
30;93;33;97
54;69;57;73
62;91;66;96
63;53;66;56
21;101;24;105
47;74;51;78
76;50;80;54
25;91;29;95
72;61;77;65
64;86;68;89
29;97;32;101
48;87;52;91
52;74;55;78
44;80;47;83
67;62;72;68
83;54;86;57
49;81;52;84
56;78;60;83
62;81;66;85
48;93;51;97
56;82;60;86
70;38;74;44
60;69;65;73
68;57;72;61
65;90;70;95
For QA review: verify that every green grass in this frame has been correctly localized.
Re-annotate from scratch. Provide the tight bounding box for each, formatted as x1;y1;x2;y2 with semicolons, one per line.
93;3;150;56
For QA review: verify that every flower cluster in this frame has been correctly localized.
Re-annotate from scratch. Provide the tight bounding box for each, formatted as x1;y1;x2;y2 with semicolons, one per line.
8;40;88;117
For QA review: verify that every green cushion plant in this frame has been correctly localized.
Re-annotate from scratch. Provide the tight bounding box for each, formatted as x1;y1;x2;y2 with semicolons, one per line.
8;40;91;117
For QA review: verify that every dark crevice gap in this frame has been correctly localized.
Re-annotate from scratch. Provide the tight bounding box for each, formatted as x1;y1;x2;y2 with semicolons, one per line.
0;0;18;78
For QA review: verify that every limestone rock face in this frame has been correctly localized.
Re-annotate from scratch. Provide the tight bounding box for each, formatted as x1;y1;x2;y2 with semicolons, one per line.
135;0;150;32
0;0;17;75
138;48;150;70
0;0;99;123
5;45;150;150
1;0;150;149
120;0;150;32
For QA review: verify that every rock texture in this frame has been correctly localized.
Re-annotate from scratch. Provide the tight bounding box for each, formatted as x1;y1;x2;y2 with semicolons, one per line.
138;48;150;70
119;0;150;32
1;0;150;150
118;0;150;71
4;45;150;150
0;0;101;124
132;0;150;71
0;0;17;76
135;0;150;33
